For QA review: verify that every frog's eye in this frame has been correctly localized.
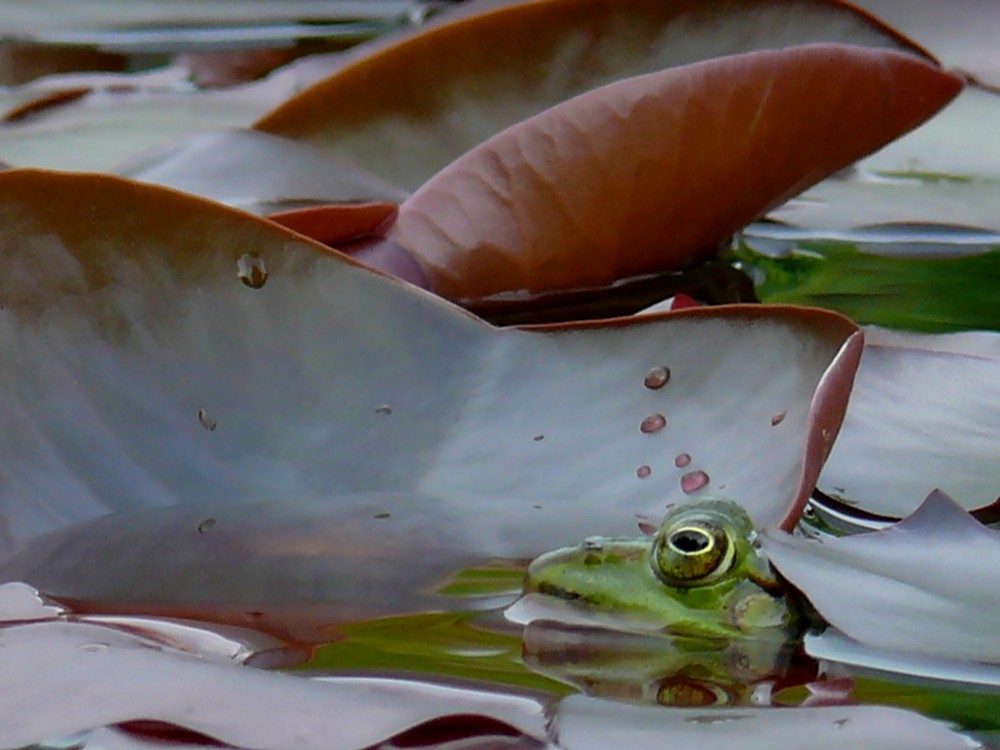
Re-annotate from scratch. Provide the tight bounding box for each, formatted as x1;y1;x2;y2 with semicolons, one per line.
651;519;735;587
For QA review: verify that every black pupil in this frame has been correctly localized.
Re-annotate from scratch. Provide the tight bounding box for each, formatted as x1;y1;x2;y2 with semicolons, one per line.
670;529;710;554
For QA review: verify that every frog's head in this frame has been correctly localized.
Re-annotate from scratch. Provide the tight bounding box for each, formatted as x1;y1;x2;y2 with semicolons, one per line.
523;499;798;638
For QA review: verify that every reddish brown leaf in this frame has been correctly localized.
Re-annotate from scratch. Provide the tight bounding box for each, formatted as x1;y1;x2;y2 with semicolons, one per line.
385;44;963;302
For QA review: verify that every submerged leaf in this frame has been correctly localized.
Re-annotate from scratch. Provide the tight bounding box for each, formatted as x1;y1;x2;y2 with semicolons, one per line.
738;224;1000;333
765;490;1000;664
387;44;962;303
0;170;857;628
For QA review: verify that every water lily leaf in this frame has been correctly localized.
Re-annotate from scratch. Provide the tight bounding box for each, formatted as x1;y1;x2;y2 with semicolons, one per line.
0;169;858;624
0;82;291;171
819;328;1000;516
855;0;1000;88
0;618;547;750
117;129;408;213
0;2;426;37
555;693;977;750
256;0;933;192
771;173;1000;233
806;628;1000;691
764;490;1000;664
386;44;962;303
773;86;1000;232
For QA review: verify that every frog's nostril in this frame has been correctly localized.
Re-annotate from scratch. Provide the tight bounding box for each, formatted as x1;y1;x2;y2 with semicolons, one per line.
669;528;712;555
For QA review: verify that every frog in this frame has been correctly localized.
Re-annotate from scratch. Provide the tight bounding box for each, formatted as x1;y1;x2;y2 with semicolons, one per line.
522;498;802;640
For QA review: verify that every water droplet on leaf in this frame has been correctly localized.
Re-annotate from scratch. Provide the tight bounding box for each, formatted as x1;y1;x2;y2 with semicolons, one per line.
681;470;710;494
197;408;217;431
640;413;667;434
636;465;652;479
237;253;268;289
644;366;671;390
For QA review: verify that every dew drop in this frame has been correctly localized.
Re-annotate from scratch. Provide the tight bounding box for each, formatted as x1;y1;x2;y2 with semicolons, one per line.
680;470;710;494
636;464;652;479
237;253;268;289
771;410;787;426
197;518;216;534
644;366;671;390
78;642;109;654
197;408;217;432
640;413;667;434
674;453;692;468
374;405;392;415
636;516;658;535
582;537;604;552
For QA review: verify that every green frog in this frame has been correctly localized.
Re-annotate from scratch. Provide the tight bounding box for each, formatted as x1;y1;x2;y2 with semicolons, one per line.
522;499;801;639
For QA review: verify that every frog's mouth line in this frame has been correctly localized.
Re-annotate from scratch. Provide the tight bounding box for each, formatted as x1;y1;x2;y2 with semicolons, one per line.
531;580;604;607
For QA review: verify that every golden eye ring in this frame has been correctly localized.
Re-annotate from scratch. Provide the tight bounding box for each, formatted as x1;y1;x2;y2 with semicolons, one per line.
651;519;734;587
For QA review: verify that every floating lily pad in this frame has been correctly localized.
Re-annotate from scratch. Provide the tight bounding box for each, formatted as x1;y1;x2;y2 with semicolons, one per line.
555;693;977;750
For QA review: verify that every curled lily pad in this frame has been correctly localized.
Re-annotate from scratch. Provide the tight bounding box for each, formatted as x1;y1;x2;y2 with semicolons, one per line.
0;170;857;626
819;328;1000;516
256;0;933;191
764;490;1000;664
386;44;962;303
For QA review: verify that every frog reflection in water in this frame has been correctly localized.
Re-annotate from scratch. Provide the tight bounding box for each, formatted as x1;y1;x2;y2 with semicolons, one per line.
523;498;801;639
